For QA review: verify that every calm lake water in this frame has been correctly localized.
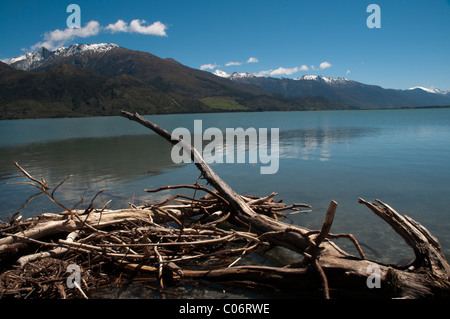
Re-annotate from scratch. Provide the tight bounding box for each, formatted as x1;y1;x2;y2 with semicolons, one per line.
1;108;450;272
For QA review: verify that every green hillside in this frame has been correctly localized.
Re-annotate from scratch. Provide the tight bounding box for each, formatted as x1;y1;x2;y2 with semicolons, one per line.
0;46;356;119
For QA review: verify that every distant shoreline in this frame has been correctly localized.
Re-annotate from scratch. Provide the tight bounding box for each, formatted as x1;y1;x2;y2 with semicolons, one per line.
363;105;450;111
1;105;450;121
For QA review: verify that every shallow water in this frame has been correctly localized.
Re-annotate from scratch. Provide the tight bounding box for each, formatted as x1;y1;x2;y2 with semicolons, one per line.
1;108;449;271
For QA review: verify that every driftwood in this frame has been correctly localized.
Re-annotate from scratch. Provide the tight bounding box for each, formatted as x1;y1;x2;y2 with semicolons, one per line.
120;111;450;299
0;110;449;299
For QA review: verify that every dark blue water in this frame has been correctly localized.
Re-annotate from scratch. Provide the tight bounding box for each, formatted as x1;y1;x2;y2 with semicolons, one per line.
1;108;449;265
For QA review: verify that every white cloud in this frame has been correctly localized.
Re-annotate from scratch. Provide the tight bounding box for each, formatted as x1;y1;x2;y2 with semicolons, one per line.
32;20;101;50
32;18;168;51
270;67;301;76
200;63;218;70
129;20;168;36
104;19;129;33
346;69;351;76
255;70;269;77
319;61;332;70
256;65;308;77
300;65;309;71
225;61;242;66
200;56;259;72
105;19;168;36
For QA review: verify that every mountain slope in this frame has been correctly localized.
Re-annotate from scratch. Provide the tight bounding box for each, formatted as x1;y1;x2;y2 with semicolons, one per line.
1;44;356;119
8;43;269;99
228;74;450;108
0;61;211;119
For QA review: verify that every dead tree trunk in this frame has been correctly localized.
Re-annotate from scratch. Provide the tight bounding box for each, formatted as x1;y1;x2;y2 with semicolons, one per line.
121;110;450;299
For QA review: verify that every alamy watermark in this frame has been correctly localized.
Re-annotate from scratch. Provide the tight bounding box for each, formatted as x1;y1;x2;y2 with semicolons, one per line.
66;4;81;29
170;120;279;175
366;4;381;29
366;263;381;289
66;264;81;289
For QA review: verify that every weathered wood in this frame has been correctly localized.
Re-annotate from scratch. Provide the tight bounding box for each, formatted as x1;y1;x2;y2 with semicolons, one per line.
16;231;79;267
0;208;198;255
121;111;316;253
2;112;449;299
120;110;450;299
358;198;450;281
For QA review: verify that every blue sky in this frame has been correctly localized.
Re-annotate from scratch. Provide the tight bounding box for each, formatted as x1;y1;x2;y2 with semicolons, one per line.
1;0;449;90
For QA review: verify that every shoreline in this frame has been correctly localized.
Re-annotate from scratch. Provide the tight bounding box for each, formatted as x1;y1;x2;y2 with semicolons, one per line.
1;104;450;121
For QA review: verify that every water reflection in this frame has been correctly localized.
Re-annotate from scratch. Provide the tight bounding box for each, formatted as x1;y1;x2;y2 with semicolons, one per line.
0;134;178;184
0;134;189;218
0;126;381;218
279;127;379;162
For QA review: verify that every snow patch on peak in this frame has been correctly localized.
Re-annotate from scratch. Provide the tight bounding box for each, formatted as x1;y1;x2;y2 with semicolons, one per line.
213;70;256;79
8;54;27;64
408;86;446;94
6;43;119;71
6;47;52;70
61;43;119;56
72;43;118;52
295;74;351;86
298;74;320;81
230;72;255;79
213;70;230;78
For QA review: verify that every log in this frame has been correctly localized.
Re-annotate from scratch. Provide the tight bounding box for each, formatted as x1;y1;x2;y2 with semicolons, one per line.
358;198;450;281
0;208;198;255
121;110;450;298
15;231;79;267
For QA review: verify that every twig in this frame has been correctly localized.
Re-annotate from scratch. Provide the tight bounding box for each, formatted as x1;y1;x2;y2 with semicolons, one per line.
326;233;366;259
154;245;164;288
13;162;49;190
11;162;71;213
303;200;337;299
314;200;338;248
152;206;184;229
51;174;72;198
72;280;89;299
314;259;330;299
146;183;229;206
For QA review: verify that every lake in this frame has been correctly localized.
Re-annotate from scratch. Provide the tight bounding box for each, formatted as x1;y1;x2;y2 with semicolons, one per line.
1;108;450;274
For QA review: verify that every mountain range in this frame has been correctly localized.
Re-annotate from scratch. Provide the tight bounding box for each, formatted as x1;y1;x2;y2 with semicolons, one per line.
215;71;450;109
1;43;356;119
1;43;449;119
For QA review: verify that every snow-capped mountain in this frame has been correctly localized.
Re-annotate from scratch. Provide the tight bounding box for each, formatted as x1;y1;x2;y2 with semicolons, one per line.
7;47;53;71
408;86;450;95
230;72;450;108
215;71;352;86
4;43;303;119
295;74;352;86
7;43;119;71
213;70;256;79
3;43;450;112
213;70;231;78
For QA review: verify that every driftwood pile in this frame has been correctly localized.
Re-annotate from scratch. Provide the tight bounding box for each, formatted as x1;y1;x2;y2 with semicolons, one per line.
0;110;449;299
